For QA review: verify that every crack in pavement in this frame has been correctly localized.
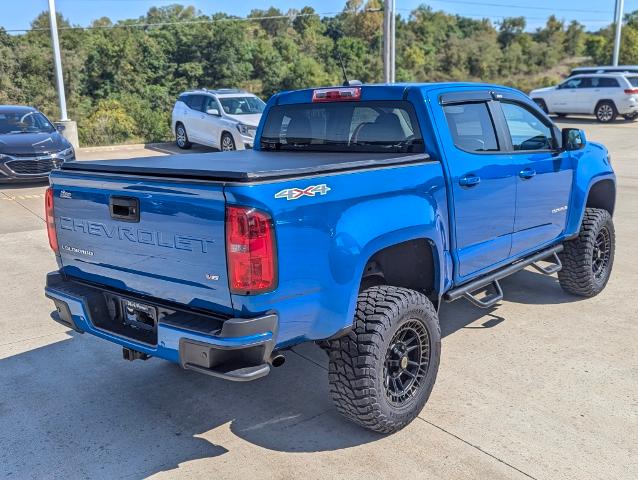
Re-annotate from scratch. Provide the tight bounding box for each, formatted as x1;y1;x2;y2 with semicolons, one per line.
291;345;537;480
0;190;45;222
416;417;539;480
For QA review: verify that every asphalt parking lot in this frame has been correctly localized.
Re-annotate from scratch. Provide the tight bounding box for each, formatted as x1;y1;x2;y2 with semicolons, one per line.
1;120;636;480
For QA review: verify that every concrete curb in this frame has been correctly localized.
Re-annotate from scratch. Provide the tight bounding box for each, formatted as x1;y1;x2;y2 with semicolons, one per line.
78;142;173;153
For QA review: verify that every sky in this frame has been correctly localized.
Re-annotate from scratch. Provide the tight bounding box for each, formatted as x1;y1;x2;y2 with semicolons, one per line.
1;0;638;33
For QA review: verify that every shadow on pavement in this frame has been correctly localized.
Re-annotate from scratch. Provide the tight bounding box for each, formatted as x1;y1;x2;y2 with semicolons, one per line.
0;266;584;478
0;334;380;479
0;180;49;191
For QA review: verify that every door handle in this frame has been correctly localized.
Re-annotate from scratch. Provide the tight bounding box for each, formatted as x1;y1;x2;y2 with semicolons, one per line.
519;168;536;179
459;175;481;187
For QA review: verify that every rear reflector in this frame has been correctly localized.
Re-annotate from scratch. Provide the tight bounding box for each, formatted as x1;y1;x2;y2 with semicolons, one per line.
312;87;361;102
226;205;277;294
624;88;638;94
45;187;58;253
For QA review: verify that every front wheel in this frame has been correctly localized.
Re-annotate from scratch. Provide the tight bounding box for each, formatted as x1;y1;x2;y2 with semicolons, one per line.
558;208;615;297
595;101;617;123
623;113;638;121
220;132;236;151
328;286;441;434
175;123;192;149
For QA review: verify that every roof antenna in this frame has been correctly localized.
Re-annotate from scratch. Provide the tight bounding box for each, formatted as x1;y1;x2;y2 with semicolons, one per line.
337;51;362;87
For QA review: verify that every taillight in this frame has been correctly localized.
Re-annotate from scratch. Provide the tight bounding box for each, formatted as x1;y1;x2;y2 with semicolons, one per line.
45;187;58;253
624;88;638;94
312;87;361;102
226;205;277;294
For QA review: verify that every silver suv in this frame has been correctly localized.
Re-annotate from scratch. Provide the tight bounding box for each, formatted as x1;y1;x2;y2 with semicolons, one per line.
171;89;266;151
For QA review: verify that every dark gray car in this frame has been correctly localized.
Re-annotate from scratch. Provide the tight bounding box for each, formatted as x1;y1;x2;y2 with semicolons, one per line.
0;105;75;183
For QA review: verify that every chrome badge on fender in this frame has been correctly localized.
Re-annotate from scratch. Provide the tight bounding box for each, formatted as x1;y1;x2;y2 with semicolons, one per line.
274;184;331;201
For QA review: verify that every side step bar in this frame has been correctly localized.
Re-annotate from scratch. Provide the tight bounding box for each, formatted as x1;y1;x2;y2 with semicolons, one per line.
444;244;563;309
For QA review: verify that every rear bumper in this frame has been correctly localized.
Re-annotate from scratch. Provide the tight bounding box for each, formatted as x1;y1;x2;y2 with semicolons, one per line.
45;272;278;381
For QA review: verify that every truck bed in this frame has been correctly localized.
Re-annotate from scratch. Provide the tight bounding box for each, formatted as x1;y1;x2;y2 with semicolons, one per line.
61;150;430;182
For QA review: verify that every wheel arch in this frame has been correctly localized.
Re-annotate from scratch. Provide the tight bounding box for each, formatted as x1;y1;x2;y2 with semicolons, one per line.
220;129;234;143
594;98;618;113
359;238;440;308
586;178;616;216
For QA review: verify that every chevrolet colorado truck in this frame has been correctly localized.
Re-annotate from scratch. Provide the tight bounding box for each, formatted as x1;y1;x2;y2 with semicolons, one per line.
44;83;616;433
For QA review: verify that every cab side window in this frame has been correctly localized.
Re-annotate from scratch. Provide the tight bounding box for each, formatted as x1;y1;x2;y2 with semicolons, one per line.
443;102;499;153
186;95;205;112
501;102;554;151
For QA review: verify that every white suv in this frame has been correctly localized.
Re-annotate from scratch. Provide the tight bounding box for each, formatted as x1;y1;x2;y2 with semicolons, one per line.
171;89;265;150
530;73;638;123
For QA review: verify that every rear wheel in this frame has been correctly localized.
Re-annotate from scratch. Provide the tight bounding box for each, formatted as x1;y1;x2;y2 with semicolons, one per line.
595;101;617;123
328;286;441;433
221;132;236;151
558;208;615;297
175;123;192;149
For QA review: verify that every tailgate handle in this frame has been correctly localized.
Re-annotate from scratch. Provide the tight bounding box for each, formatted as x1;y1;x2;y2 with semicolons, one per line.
109;196;140;222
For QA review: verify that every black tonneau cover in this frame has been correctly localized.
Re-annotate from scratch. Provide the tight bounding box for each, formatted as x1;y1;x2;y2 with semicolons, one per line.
61;150;431;183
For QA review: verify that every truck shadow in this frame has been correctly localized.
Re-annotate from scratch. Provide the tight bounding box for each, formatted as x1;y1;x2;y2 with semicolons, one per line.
0;268;584;478
0;335;379;479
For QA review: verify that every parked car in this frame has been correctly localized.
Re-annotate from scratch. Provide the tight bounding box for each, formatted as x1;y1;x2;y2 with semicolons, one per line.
530;73;638;122
0;105;74;182
171;88;265;151
45;82;615;433
569;65;638;77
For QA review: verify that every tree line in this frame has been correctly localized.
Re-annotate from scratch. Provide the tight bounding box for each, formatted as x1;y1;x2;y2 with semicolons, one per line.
0;0;635;146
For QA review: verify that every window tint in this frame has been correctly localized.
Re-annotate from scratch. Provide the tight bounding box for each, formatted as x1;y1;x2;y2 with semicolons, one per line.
186;95;205;112
561;77;590;89
219;96;266;115
260;101;423;153
628;77;638;87
443;103;499;152
597;77;620;87
202;96;218;112
501;103;554;151
0;111;55;134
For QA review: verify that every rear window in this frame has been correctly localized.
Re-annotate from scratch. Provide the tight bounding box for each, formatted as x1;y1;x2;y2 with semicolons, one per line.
260;101;424;153
628;77;638;87
596;77;620;87
443;103;499;152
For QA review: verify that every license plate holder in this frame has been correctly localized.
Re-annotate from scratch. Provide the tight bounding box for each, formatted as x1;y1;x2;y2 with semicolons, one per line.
121;299;158;333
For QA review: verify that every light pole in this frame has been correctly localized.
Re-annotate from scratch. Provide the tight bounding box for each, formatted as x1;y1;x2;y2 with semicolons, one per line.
612;0;625;66
48;0;79;147
383;0;395;83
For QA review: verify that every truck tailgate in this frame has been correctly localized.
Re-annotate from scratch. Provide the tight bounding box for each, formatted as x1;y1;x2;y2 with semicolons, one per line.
50;172;233;313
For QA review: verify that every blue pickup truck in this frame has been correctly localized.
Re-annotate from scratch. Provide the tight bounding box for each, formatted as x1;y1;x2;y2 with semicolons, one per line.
44;83;616;433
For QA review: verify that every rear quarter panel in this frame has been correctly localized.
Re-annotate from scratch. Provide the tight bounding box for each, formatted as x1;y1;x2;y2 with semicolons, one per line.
224;161;449;347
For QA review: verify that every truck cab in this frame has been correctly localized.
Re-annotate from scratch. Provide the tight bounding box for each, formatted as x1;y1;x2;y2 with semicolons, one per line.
45;82;616;434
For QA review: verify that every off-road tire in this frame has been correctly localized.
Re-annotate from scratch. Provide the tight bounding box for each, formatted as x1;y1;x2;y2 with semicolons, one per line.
175;123;192;149
558;208;615;297
595;101;617;123
328;286;441;434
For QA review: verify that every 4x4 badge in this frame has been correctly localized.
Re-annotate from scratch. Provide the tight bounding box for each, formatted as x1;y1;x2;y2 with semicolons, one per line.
275;184;331;201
